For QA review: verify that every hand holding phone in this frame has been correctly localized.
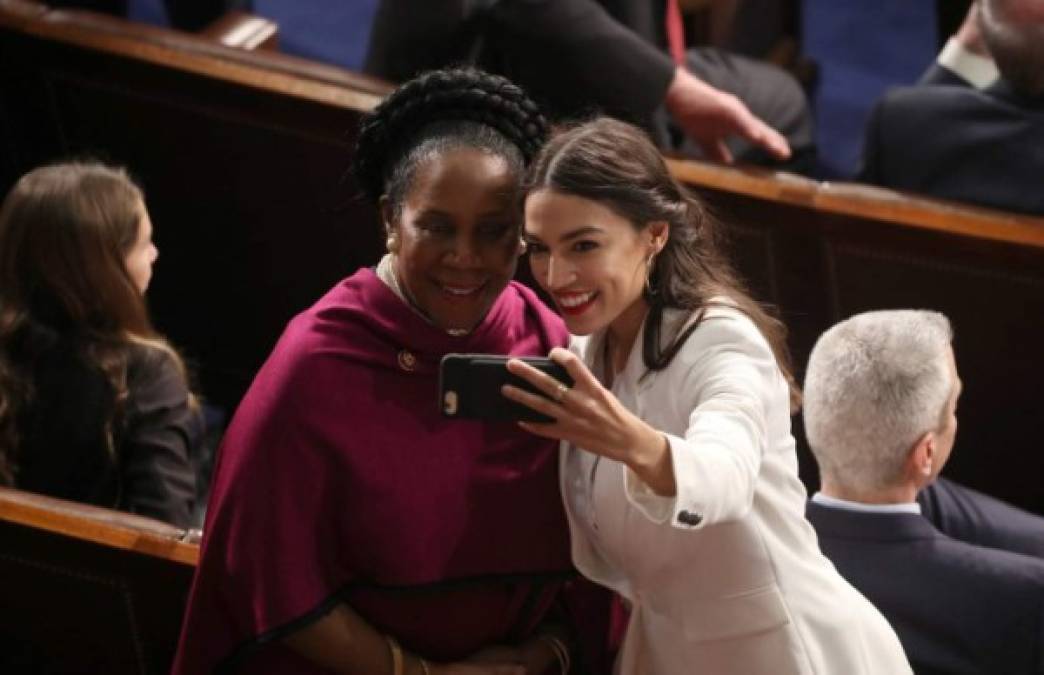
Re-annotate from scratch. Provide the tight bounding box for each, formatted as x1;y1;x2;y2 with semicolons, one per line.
439;354;574;423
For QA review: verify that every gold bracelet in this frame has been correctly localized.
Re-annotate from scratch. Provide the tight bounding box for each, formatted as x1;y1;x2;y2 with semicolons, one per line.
384;635;404;675
540;634;570;674
547;636;570;674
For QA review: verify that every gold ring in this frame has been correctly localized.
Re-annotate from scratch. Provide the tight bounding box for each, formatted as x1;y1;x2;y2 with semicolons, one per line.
553;382;569;403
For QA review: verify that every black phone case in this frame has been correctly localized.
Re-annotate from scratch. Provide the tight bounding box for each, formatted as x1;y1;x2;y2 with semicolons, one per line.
439;354;574;423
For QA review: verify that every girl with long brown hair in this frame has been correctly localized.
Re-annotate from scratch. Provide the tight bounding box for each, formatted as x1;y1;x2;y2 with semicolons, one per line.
504;117;911;674
0;161;199;527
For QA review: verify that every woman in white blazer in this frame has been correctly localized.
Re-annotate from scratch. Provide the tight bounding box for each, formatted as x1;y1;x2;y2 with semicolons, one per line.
503;117;911;675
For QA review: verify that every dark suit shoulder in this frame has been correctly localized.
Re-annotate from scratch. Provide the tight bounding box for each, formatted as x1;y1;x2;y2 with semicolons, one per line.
929;530;1044;586
875;84;996;123
808;502;1044;583
920;477;1044;558
861;83;1044;214
808;503;1044;674
918;63;972;87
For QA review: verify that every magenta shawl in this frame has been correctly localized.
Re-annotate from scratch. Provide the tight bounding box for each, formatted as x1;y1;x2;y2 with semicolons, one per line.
173;268;574;674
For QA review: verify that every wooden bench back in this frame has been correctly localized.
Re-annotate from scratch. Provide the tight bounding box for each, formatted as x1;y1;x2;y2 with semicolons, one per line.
0;486;198;674
3;0;1044;511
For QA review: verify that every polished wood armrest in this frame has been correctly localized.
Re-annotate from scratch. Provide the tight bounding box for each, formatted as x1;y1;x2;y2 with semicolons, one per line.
665;157;1044;249
0;485;198;672
200;9;278;51
0;486;199;566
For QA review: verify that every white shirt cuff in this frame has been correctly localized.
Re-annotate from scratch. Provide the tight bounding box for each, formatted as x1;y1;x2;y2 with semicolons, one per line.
623;463;675;524
938;37;999;89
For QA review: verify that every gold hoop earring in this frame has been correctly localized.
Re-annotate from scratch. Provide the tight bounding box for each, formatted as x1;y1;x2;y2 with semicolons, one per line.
645;253;658;296
518;238;528;255
386;233;400;253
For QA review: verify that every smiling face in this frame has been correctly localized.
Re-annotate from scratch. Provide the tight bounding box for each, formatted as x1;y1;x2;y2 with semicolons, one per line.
385;147;522;333
524;189;665;339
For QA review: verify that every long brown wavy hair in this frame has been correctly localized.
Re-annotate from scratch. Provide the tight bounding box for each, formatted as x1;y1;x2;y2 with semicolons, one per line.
0;161;192;484
524;117;800;408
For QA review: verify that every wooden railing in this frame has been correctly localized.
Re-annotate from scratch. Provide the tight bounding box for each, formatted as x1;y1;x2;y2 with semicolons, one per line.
0;487;197;674
0;486;199;565
666;158;1044;248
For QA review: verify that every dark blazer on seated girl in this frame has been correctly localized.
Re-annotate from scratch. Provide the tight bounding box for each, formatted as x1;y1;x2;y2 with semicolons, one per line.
0;161;200;528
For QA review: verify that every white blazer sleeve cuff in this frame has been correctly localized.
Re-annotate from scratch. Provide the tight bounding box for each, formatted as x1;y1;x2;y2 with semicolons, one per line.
623;458;675;524
623;431;737;530
649;400;767;531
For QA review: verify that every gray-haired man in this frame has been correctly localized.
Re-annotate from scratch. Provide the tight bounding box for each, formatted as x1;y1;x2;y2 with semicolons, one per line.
803;309;1044;675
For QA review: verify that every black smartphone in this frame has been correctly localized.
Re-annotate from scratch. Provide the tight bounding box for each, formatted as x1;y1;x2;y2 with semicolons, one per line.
439;354;574;423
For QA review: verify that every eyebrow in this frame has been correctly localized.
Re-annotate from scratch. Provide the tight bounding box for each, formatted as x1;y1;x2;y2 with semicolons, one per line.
527;225;602;244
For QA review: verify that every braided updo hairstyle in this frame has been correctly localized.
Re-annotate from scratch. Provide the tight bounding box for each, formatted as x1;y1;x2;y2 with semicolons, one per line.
353;67;548;216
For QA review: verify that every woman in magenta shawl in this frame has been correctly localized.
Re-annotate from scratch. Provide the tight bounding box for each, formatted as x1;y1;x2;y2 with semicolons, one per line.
173;69;603;674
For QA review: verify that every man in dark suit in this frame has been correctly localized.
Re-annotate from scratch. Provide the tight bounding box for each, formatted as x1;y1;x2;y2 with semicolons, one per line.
860;0;1044;215
802;309;1044;675
364;0;812;168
